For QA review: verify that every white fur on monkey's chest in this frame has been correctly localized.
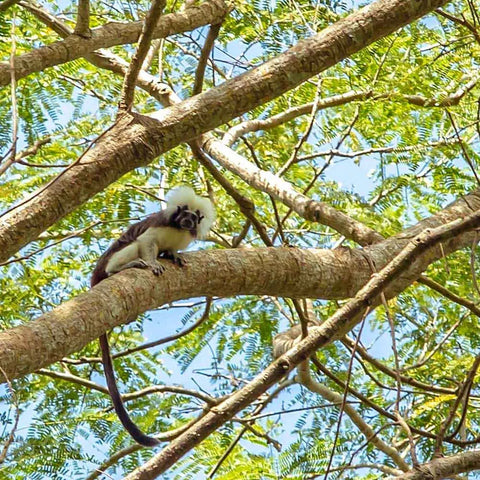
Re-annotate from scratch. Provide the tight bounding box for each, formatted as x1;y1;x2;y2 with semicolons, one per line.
139;227;194;251
105;227;194;274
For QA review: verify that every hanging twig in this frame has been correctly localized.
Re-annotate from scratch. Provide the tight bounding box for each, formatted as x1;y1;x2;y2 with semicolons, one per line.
446;109;480;185
323;306;370;479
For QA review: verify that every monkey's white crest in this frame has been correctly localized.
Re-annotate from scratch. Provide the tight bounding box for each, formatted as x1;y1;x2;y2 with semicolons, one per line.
166;186;215;239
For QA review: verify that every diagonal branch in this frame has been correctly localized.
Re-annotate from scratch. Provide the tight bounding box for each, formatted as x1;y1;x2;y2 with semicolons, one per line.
201;136;384;245
193;21;223;95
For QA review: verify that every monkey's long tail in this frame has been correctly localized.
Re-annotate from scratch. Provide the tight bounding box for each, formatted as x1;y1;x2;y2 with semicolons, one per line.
99;333;160;447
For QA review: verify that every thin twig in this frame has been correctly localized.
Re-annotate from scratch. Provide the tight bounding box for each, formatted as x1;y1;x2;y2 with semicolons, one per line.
276;77;323;177
206;381;290;478
324;306;370;479
193;22;222;95
0;367;19;464
435;354;480;454
118;0;166;111
0;121;120;220
73;0;91;37
0;12;18;177
446;109;480;185
297;139;461;162
403;313;466;372
394;412;419;466
272;107;360;243
418;275;480;318
471;232;480;297
436;8;480;44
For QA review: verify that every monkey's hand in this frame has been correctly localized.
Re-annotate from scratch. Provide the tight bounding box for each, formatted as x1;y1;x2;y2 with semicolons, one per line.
159;250;186;267
150;261;166;276
134;258;166;276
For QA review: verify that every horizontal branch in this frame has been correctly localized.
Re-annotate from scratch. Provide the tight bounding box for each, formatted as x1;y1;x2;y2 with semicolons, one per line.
0;0;450;263
222;79;478;147
222;91;371;146
222;72;479;147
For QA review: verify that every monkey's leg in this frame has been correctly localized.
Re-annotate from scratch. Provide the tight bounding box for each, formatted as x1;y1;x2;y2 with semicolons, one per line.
139;241;165;275
159;250;186;267
108;258;165;276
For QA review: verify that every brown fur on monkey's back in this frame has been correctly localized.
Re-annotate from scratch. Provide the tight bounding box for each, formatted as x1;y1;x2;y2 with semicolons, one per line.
90;212;170;287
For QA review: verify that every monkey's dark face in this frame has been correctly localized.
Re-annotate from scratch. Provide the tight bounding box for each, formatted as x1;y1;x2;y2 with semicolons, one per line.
172;205;204;234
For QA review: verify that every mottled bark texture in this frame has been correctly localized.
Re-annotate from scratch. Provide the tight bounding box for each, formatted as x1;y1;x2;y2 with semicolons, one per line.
391;450;480;479
0;0;449;264
1;189;479;383
0;0;230;86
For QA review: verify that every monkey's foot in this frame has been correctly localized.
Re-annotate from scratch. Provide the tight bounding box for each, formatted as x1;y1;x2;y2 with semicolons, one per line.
159;251;186;267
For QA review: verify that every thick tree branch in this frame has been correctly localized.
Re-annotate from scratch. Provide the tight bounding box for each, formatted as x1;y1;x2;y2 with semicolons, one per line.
0;0;450;263
0;0;19;12
73;0;90;38
0;0;231;86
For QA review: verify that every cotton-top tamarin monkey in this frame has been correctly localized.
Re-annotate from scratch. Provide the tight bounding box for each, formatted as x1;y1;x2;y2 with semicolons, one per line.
91;186;215;447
